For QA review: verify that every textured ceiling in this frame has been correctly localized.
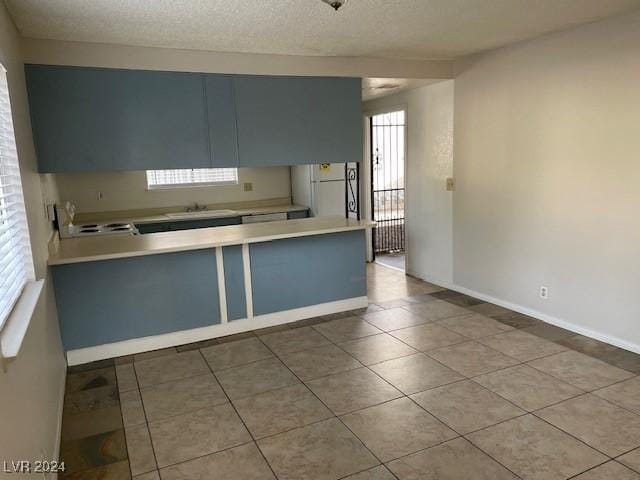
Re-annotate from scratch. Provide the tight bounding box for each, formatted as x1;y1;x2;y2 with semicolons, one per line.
5;0;640;60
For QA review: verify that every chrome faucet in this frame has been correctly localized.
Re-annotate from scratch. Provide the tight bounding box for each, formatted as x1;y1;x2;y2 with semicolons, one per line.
186;202;208;212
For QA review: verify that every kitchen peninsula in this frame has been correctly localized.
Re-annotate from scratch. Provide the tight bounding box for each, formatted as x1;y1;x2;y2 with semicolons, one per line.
49;216;373;365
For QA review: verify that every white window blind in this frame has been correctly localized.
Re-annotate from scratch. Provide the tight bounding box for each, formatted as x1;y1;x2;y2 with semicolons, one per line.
146;168;238;189
0;65;35;331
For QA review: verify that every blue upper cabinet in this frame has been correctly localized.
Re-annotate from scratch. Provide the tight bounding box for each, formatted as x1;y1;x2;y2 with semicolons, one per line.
234;75;363;166
204;75;239;168
25;66;363;172
25;65;210;172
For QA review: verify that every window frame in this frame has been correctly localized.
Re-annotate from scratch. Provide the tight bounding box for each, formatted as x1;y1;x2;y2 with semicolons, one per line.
0;61;41;359
145;168;239;190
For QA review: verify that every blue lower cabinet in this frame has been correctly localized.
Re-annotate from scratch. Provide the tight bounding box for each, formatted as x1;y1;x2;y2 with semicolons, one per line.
135;216;241;234
135;222;171;234
249;230;366;316
287;209;310;220
169;217;241;231
52;250;220;350
222;246;247;320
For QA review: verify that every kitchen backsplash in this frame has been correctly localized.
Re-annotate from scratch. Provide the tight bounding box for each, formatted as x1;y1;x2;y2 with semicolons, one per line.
54;167;291;213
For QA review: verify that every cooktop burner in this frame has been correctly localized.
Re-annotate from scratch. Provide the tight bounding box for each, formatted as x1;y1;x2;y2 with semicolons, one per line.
62;222;139;238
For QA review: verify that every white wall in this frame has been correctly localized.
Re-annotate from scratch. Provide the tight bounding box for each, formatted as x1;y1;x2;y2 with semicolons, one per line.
55;167;292;213
364;81;454;284
0;2;66;473
21;38;452;80
453;11;640;351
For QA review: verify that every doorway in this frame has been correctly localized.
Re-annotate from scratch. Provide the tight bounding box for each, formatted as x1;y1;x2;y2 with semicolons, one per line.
369;110;406;271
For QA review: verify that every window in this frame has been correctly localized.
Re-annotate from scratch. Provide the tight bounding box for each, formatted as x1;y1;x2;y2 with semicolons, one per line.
146;168;238;189
0;65;35;331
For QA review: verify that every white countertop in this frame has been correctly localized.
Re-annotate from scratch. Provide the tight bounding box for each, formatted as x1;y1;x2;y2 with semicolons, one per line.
49;216;375;266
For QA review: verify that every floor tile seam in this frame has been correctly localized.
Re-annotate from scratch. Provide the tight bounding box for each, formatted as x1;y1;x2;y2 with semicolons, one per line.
529;408;616;459
310;324;384;345
614;450;640;474
200;351;277;374
259;340;366;382
106;364;134;480
422;339;524;372
524;359;637;395
355;349;422;368
431;317;515;340
255;334;389;468
336;464;398;480
142;397;232;425
135;370;211;390
556;342;640;374
130;362;161;478
468;361;580;387
318;336;412;397
387;433;525;480
564;459;628;479
422;347;522;378
321;392;409;418
154;438;256;472
58;428;129;478
396;304;476;324
197;348;281;480
531;389;640;423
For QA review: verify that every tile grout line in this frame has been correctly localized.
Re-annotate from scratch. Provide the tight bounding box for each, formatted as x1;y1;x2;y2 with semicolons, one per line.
62;276;640;478
130;362;162;479
197;348;281;480
253;333;391;473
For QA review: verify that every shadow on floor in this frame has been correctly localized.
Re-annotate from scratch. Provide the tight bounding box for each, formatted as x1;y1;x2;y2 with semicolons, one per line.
375;252;405;271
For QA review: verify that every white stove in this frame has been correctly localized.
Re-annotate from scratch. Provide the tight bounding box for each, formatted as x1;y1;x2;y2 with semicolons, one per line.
61;222;139;238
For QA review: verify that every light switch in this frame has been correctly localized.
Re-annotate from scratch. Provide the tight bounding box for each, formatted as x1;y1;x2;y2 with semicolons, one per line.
446;177;455;191
243;182;253;192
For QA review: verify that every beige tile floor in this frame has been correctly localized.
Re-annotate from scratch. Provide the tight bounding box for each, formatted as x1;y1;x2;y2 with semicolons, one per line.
60;263;640;479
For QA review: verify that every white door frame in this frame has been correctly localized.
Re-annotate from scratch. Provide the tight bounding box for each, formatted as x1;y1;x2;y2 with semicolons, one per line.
362;104;409;268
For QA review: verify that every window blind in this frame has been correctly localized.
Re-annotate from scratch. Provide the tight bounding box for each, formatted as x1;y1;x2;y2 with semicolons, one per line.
146;168;238;188
0;66;35;331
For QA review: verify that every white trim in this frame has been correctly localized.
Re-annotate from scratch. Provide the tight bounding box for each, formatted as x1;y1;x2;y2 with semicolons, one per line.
215;247;228;324
414;272;640;355
242;243;254;320
65;296;369;366
0;279;45;359
53;373;66;468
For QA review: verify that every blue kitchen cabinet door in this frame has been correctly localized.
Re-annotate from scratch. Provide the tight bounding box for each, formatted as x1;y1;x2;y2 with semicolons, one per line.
52;249;221;350
205;75;239;167
250;230;367;315
234;75;363;166
25;65;210;172
168;216;241;231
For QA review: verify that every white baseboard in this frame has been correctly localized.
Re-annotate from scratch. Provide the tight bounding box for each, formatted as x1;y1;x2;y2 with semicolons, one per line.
66;296;369;366
413;272;640;355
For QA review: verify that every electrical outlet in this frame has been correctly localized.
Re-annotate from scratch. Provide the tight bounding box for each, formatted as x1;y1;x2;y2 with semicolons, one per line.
539;285;549;299
446;177;455;191
243;182;253;192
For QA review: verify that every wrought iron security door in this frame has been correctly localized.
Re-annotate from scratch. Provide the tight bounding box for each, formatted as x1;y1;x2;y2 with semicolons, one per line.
370;110;405;255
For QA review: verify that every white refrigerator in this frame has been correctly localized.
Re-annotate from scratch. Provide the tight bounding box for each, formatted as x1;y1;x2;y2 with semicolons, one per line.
291;164;345;217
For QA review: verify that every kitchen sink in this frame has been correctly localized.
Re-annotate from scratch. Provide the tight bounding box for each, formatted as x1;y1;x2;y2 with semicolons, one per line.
166;209;237;220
